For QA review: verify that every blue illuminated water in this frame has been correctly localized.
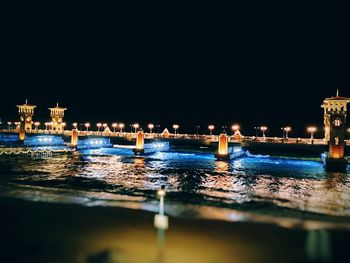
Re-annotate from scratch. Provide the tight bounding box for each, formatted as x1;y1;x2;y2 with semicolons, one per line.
0;147;350;228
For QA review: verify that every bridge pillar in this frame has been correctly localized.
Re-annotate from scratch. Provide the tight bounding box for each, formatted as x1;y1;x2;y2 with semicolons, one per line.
19;129;25;141
321;90;350;172
214;131;230;160
133;129;145;155
71;129;78;147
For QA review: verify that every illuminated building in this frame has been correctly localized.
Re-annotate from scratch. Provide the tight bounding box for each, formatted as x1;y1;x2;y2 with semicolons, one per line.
321;90;350;171
49;103;67;132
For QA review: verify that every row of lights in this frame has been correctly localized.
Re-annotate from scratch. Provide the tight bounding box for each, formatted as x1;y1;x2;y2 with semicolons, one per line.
4;121;350;138
6;121;67;130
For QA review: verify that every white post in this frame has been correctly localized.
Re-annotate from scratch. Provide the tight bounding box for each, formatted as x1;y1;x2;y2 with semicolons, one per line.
160;196;164;215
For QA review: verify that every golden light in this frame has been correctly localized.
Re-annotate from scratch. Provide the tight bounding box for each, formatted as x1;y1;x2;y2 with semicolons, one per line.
34;122;40;129
231;124;240;131
119;123;125;132
208;125;215;135
172;124;179;135
307;126;317;132
148;123;154;133
103;123;107;128
136;130;144;149
61;122;66;127
260;126;267;131
112;123;117;128
96;123;102;128
72;122;78;128
218;133;228;155
84;122;90;131
157;188;166;197
330;146;344;159
284;126;291;132
71;129;78;146
133;123;139;129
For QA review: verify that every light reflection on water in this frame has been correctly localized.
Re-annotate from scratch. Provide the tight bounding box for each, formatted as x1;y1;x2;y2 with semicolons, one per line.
0;148;350;227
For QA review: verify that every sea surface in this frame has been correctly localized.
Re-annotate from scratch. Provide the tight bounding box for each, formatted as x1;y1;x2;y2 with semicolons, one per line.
1;147;350;229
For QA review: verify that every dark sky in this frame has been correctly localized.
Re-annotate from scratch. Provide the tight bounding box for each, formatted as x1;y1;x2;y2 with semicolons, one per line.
1;3;350;136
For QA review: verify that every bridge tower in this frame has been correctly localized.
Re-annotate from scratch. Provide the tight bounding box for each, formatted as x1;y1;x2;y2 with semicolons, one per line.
321;90;350;172
16;100;37;136
49;103;67;132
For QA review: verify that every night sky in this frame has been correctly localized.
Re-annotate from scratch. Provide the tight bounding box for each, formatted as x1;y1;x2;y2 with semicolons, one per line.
1;3;350;136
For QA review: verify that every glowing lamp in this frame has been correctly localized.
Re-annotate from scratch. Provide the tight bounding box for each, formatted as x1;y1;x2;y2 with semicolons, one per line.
148;123;154;133
330;145;344;159
231;124;240;131
157;188;166;197
208;125;215;135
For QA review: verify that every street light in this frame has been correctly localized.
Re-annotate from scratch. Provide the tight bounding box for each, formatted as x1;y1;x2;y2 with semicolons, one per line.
112;123;117;132
231;124;240;134
96;123;102;132
172;124;179;135
72;122;78;129
133;123;139;133
148;123;154;133
34;122;40;130
284;126;291;138
208;125;215;135
260;126;267;139
254;126;260;138
103;123;108;131
119;123;124;133
14;122;20;129
195;125;200;135
84;122;90;131
307;126;317;142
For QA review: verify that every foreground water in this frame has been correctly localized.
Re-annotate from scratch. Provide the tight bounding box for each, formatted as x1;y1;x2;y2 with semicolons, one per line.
0;148;350;229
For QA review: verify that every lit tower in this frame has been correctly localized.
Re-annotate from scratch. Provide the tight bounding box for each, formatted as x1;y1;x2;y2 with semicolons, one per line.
16;99;37;134
49;103;67;132
321;90;350;172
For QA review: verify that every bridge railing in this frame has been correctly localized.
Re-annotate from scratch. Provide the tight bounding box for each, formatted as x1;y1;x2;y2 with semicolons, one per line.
1;129;347;146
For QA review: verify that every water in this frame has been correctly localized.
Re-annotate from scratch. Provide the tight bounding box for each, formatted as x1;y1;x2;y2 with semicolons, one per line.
1;147;350;229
